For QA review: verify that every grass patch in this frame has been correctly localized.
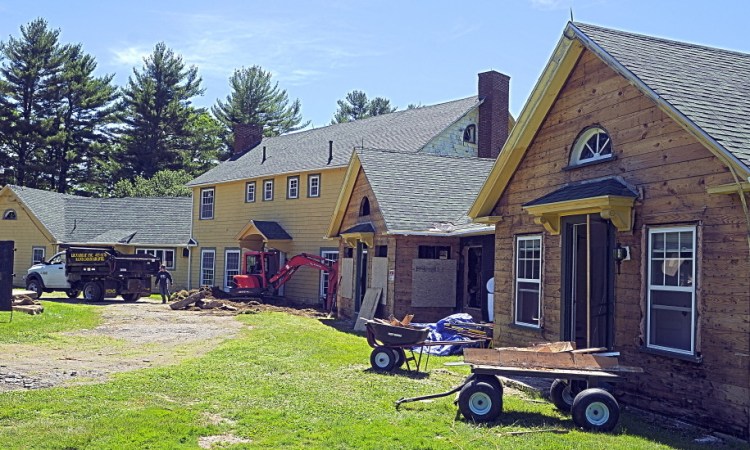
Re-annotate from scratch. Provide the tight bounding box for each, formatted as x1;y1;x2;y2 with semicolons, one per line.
0;309;737;449
0;301;100;344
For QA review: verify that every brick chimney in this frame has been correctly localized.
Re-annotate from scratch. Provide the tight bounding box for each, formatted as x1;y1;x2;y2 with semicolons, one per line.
477;71;510;159
233;123;263;155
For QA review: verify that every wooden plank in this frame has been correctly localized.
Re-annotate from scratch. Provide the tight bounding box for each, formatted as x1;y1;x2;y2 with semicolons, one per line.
353;287;381;331
471;365;624;379
464;347;642;373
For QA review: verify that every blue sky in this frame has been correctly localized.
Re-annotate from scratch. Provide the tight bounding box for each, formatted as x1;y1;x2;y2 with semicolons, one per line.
1;1;747;128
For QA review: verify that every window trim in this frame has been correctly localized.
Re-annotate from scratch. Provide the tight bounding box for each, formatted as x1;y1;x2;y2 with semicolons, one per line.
245;181;256;203
308;173;321;198
200;249;216;287
287;176;300;199
32;246;45;264
136;248;176;270
319;248;339;301
263;179;274;201
224;248;241;291
3;209;16;220
646;225;697;356
200;187;215;220
514;234;543;329
569;126;614;167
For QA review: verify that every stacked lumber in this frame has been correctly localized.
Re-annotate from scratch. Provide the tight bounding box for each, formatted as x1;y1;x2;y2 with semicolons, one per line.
11;293;44;315
168;288;238;311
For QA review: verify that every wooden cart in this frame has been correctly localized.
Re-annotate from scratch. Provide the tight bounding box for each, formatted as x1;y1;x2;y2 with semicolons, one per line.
395;343;643;432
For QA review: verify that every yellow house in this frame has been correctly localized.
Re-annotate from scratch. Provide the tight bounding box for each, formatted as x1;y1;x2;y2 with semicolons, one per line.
0;185;193;291
185;71;511;305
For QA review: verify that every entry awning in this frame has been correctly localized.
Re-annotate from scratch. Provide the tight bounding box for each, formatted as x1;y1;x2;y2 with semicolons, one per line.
340;222;375;248
522;179;637;234
235;220;293;252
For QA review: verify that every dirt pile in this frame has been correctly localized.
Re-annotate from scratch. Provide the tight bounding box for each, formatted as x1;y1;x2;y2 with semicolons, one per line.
167;288;329;319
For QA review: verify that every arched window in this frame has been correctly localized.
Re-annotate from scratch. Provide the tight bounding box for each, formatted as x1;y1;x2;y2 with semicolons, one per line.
359;197;371;217
570;127;613;165
463;124;476;144
2;209;16;220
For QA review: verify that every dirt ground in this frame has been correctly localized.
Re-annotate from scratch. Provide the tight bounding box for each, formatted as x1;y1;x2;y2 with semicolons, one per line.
0;298;328;392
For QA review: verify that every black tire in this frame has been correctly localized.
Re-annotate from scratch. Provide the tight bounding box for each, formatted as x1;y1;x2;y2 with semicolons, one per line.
122;293;140;302
392;348;406;369
571;388;620;432
26;277;44;299
458;380;503;423
66;289;80;299
370;347;396;371
550;379;574;412
83;282;104;302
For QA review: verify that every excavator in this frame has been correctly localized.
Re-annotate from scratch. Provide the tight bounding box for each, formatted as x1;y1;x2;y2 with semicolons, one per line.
229;250;339;311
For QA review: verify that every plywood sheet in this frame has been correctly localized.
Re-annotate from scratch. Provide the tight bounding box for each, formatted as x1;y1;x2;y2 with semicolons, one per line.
340;258;353;299
411;259;457;307
464;348;641;373
353;288;382;331
371;257;388;305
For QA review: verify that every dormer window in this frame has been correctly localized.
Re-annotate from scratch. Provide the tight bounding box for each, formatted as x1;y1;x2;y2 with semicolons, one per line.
463;124;477;144
2;209;16;220
570;127;613;166
359;197;370;217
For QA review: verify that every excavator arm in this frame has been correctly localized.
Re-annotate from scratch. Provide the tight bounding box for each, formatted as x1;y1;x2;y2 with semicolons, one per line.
268;253;339;311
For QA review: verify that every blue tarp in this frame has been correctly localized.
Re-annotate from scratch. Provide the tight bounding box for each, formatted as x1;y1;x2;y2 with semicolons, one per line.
411;313;484;356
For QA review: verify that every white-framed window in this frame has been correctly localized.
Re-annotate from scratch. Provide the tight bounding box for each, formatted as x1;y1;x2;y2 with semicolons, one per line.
320;250;339;301
136;248;175;270
647;226;697;355
224;249;241;290
200;249;216;287
287;176;299;199
308;174;320;198
263;179;274;201
32;247;45;264
246;182;256;203
3;209;16;220
570;127;613;165
200;188;215;219
515;235;542;328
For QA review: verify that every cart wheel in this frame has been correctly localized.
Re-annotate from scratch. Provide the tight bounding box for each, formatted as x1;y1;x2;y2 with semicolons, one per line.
571;388;620;432
458;380;502;423
392;348;406;369
550;379;574;412
370;347;396;371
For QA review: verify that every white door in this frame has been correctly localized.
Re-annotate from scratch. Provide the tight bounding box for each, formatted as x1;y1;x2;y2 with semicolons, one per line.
44;252;70;289
320;250;339;303
224;249;241;290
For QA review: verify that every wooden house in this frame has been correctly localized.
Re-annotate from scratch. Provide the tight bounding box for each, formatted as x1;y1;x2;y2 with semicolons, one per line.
185;71;512;305
0;185;193;290
326;148;496;322
469;23;750;438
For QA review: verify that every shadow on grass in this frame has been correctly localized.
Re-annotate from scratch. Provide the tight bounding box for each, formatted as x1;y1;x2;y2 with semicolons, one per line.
363;367;431;380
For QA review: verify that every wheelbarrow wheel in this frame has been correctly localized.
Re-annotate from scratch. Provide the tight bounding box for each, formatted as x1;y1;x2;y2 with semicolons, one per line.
392;348;406;369
571;388;620;432
550;379;574;412
370;347;396;371
458;379;502;423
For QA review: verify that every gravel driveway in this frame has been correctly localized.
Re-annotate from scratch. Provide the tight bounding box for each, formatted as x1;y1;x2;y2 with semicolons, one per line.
0;300;244;391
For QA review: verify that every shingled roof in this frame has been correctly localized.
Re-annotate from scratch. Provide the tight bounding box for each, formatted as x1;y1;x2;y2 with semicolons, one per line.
356;149;496;233
573;22;750;168
7;185;192;246
186;97;480;187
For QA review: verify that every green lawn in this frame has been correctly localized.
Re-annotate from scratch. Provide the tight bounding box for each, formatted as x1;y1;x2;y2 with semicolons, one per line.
1;299;100;344
0;309;731;449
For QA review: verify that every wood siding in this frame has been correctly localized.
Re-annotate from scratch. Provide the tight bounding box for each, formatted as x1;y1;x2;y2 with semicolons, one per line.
490;50;749;437
191;167;346;304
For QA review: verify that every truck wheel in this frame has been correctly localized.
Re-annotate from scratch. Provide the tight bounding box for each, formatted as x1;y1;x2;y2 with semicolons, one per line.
122;293;140;302
83;282;104;302
26;278;44;299
458;379;503;423
66;289;80;299
571;388;620;432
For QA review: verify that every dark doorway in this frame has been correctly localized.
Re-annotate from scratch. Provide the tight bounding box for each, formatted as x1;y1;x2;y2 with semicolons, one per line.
561;215;614;349
463;246;483;317
355;243;368;312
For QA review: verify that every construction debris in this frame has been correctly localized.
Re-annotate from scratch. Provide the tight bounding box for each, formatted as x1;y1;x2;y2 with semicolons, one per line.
11;293;44;315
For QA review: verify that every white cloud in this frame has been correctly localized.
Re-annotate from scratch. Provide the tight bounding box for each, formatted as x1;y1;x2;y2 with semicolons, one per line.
110;45;151;67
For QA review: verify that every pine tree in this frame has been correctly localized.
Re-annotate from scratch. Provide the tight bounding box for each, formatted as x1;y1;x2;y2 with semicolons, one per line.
117;42;204;179
212;65;309;142
331;90;397;124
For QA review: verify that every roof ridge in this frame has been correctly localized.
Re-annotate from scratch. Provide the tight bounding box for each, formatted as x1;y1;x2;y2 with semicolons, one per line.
573;22;750;58
358;147;497;163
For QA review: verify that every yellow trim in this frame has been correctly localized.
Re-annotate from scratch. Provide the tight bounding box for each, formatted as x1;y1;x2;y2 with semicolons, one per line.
706;182;750;195
325;153;362;238
522;195;636;235
473;215;504;224
469;36;584;219
341;231;374;248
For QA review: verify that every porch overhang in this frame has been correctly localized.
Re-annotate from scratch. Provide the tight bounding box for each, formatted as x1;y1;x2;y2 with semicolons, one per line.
234;220;293;252
522;179;638;235
340;223;375;248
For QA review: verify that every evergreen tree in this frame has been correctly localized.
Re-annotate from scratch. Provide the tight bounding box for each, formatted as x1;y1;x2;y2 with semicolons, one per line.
111;169;192;197
331;90;397;124
183;110;224;174
117;42;204;179
212;65;309;143
0;18;66;187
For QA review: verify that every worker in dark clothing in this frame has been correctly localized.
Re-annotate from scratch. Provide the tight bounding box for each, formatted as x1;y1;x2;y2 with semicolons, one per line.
156;265;173;304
